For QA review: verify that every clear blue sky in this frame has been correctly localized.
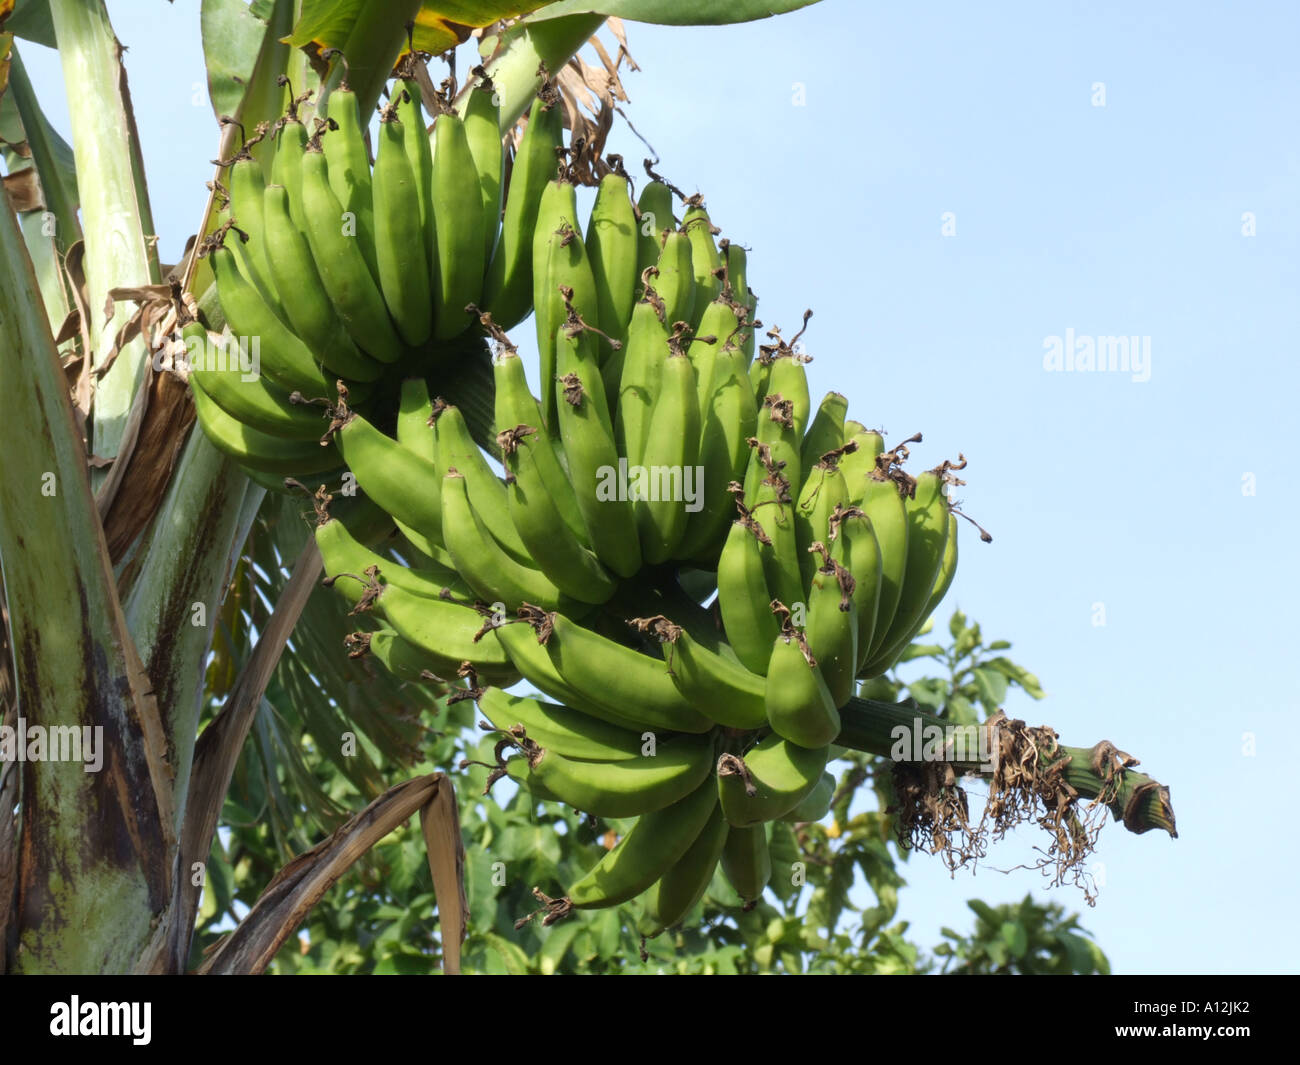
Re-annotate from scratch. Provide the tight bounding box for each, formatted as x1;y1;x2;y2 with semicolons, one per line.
16;0;1298;974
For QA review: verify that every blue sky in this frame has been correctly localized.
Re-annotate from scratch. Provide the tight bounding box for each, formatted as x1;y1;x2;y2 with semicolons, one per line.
14;0;1298;974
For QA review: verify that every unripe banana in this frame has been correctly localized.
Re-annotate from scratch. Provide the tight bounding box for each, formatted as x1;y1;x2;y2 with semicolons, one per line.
720;823;771;902
832;504;883;670
614;284;669;472
187;335;328;441
499;421;617;604
675;336;758;564
493;350;588;544
374;583;514;672
654;229;696;330
857;472;910;657
635;179;675;275
321;78;380;283
766;620;841;749
476;689;650;762
839;423;885;502
717;734;829;827
207;239;337;397
586;169;639;350
554;320;642;578
778;770;835;823
431;107;488;339
262;183;384;382
335;411;446;556
315;513;464;605
794;458;850;588
524;736;715;818
543;612;714;734
721;240;755;364
271;113;309;223
462;74;504;265
744;388;803;509
634;330;699;564
191;375;340;475
533;179;601;428
716;514;782;676
862;509;958;677
296;141;405;363
483;93;563;331
372;109;432;345
661;623;767;730
225;146;282;318
750;453;803;616
644;802;729;932
681;197;722;328
441;470;569;611
803;539;859;708
430;400;529;562
395;80;435;279
395;377;436;462
800;391;848;471
565;777;718;910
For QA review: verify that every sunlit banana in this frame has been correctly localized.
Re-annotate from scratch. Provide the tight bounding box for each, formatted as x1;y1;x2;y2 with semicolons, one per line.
766;617;841;749
395;80;435;280
681;196;722;328
476;689;650;762
717;733;829;827
644;802;729;932
634;329;699;564
191;374;340;475
803;539;859;707
431;104;487;339
660;622;767;730
800;391;848;471
394;377;436;461
794;457;850;588
225;138;282;318
483;91;563;331
614;282;669;471
831;503;883;670
321;69;380;283
372;105;432;345
635;178;675;275
585;167;639;351
565;777;718;910
716;512;781;676
857;471;910;657
463;72;504;265
654;229;696;330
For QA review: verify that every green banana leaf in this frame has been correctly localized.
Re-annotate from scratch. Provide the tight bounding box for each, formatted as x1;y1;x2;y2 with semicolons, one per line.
201;0;293;126
0;0;54;48
524;0;824;25
287;0;551;58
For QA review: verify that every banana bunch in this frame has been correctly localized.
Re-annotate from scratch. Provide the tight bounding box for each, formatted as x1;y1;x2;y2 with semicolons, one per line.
193;64;981;934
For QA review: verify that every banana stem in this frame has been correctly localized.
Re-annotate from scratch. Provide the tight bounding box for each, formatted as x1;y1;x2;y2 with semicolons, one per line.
836;696;1176;838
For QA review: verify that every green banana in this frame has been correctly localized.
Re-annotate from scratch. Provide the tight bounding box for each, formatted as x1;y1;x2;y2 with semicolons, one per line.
644;802;729;931
271;108;308;222
800;391;848;471
184;323;326;440
840;424;886;502
395;81;435;279
336;411;445;553
566;777;718;910
499;421;617;604
832;504;883;670
374;583;514;672
314;514;464;605
207;238;337;398
744;389;803;509
441;470;568;611
321;76;380;283
492;617;653;731
681;197;722;327
533;179;601;428
262;183;384;383
476;689;650;762
766;620;841;749
191;375;340;475
430;400;529;561
717;733;829;827
554;319;642;578
395;377;436;461
716;513;781;676
722;241;756;365
803;539;859;708
779;770;835;823
634;329;699;564
654;229;696;330
687;297;741;422
483;93;563;331
858;473;910;658
720;823;771;902
614;283;669;472
372;109;432;346
430;107;488;339
862;510;958;677
767;351;811;436
225;144;282;318
675;335;757;563
635;179;675;275
506;756;563;804
586;169;639;349
543;612;714;734
794;458;850;588
661;624;767;730
463;74;504;265
751;455;803;615
524;735;715;818
296;140;405;363
864;468;950;663
493;350;589;544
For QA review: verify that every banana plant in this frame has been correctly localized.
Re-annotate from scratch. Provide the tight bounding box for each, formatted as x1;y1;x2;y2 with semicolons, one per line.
0;0;832;975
